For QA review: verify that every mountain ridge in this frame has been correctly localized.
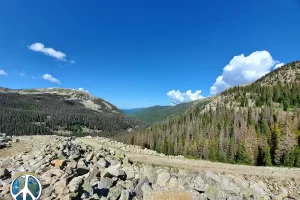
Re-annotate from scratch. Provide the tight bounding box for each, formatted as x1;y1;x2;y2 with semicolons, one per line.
0;87;148;136
127;100;203;124
114;61;300;168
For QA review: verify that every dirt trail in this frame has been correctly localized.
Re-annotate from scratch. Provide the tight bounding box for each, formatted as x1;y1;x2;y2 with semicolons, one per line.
77;137;300;180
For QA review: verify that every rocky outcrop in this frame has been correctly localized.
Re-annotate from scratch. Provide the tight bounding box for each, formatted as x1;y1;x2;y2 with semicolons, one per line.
0;136;299;200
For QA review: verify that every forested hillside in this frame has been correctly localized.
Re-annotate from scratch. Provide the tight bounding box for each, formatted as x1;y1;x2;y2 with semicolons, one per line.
0;89;147;136
114;61;300;167
129;101;200;124
121;108;145;114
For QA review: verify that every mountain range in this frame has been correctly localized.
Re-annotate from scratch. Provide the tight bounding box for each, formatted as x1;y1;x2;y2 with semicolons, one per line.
114;61;300;167
0;87;147;136
1;61;300;168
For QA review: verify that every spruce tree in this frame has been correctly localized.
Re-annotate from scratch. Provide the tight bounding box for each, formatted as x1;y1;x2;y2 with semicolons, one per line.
236;142;252;165
264;145;272;166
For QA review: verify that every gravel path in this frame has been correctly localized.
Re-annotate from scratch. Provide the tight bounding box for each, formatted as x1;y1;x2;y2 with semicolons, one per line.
77;137;300;181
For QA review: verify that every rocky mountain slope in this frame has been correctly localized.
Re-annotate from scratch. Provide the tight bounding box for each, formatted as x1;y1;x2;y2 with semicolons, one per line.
0;135;299;200
0;88;147;136
0;87;120;113
115;61;300;168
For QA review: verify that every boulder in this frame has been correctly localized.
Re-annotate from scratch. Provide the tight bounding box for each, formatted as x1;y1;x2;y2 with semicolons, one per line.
97;177;114;189
97;158;109;168
119;189;131;200
54;178;69;195
273;187;288;200
68;177;83;193
122;166;135;180
49;168;65;178
189;175;209;192
107;184;123;200
102;166;126;180
40;186;55;199
86;152;94;162
156;171;171;188
133;177;150;198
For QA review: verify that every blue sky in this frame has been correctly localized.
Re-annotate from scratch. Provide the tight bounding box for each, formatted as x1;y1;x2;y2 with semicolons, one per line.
0;0;299;109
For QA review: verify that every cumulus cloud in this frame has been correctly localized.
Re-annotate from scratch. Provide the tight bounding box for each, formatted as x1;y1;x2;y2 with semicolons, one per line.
28;43;74;63
167;90;204;105
0;70;7;75
42;74;61;84
274;63;284;69
210;50;281;95
78;88;89;93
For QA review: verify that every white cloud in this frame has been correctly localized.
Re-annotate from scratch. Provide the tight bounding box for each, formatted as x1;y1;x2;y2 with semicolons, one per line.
274;63;284;69
42;74;61;84
210;50;281;95
78;88;89;93
167;90;204;105
19;72;28;78
28;43;74;63
0;70;7;75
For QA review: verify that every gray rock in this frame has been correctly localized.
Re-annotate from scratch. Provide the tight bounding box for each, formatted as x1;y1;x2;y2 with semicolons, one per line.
156;171;171;188
205;184;227;200
97;158;109;168
141;183;153;200
189;175;209;192
119;180;134;190
250;182;266;197
54;178;69;195
133;177;150;198
86;152;94;162
122;156;132;166
40;186;55;199
220;177;240;193
68;177;83;192
86;165;100;182
49;168;65;178
97;177;114;189
108;184;123;200
273;187;288;200
120;189;131;200
123;166;135;180
103;166;126;179
82;180;94;198
0;178;12;186
64;167;73;175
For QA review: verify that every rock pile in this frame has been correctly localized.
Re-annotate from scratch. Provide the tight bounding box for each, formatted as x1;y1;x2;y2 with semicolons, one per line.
0;133;19;149
0;136;298;200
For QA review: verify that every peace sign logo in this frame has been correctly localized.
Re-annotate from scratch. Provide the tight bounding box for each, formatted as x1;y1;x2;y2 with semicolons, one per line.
10;174;42;200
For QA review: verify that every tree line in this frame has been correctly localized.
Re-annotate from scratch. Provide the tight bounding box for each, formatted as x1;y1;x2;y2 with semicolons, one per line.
114;82;300;167
0;93;147;136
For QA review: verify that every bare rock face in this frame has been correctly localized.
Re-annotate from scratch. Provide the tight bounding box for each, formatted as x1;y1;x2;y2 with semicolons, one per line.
0;135;298;200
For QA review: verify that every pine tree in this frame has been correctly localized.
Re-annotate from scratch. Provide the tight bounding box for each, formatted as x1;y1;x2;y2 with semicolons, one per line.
263;145;272;166
236;142;252;165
